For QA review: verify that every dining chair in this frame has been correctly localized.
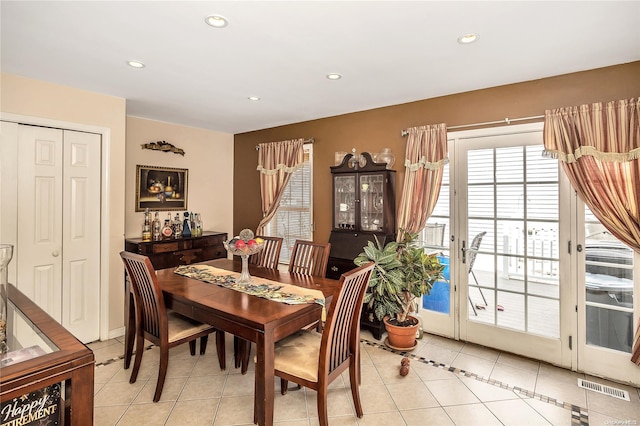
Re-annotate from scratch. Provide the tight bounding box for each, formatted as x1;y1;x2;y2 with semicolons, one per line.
248;235;283;269
235;235;284;373
290;239;332;334
254;261;375;426
288;239;331;277
119;251;226;402
467;231;488;315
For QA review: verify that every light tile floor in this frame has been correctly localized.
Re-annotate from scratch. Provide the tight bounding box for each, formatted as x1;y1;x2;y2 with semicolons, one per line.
90;330;640;425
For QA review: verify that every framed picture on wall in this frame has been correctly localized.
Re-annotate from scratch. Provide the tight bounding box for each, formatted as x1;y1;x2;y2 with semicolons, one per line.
136;165;188;211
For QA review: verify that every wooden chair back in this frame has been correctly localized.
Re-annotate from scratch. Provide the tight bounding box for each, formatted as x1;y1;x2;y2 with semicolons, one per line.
120;251;166;341
319;262;374;377
249;236;283;269
288;240;331;277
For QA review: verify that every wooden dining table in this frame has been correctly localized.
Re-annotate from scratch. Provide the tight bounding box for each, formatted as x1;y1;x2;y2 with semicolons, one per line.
125;258;339;426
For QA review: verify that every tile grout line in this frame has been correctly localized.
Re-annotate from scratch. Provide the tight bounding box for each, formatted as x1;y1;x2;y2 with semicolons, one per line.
360;338;589;426
95;344;156;368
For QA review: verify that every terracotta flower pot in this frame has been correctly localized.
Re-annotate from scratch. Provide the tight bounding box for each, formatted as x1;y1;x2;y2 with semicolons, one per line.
383;316;419;350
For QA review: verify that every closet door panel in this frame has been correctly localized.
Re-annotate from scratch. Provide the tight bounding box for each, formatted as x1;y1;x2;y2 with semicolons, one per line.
17;125;64;322
62;130;101;342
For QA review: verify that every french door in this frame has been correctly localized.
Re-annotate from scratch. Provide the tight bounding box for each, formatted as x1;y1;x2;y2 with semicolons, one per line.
420;122;639;383
576;204;639;384
454;124;571;367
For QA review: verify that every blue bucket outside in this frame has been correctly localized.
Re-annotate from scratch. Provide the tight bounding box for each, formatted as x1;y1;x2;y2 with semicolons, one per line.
422;256;450;314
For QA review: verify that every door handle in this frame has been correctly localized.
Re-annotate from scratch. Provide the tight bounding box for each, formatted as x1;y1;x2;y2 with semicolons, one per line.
52;250;60;257
461;240;466;264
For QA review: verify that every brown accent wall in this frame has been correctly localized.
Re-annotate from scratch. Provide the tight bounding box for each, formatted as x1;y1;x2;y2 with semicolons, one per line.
233;62;640;242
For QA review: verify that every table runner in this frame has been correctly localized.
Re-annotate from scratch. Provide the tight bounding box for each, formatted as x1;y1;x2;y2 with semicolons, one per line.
173;265;325;317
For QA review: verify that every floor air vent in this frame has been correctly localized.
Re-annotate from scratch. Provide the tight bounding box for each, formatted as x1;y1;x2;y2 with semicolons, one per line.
577;378;630;401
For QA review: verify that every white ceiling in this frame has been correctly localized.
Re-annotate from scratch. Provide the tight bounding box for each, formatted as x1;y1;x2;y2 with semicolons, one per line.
2;1;639;134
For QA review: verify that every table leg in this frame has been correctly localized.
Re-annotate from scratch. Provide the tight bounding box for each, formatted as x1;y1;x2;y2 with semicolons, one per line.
68;361;95;425
254;333;275;426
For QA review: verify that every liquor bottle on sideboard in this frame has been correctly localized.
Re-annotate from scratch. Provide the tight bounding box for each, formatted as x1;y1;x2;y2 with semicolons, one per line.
161;213;173;239
142;208;152;242
182;211;191;237
193;213;203;237
152;211;162;241
173;213;183;239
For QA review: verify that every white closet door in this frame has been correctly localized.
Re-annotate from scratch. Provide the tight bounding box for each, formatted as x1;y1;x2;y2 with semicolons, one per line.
17;125;64;322
15;124;101;342
62;130;101;342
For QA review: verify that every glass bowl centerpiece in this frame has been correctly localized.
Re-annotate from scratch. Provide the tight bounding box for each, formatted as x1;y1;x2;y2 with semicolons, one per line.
223;229;264;283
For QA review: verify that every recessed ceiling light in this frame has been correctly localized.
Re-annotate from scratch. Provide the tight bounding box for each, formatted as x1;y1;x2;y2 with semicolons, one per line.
127;60;145;68
457;33;479;44
326;73;342;80
205;14;229;28
248;96;260;101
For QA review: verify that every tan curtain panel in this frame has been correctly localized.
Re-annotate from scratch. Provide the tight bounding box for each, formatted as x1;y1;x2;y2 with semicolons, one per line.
396;124;448;242
256;139;305;235
543;97;640;364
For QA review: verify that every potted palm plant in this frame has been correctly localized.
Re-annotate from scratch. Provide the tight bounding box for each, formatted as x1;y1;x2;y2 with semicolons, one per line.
354;230;444;349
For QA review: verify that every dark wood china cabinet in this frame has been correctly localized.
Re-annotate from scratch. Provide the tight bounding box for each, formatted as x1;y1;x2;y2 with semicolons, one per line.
327;152;396;278
327;152;396;338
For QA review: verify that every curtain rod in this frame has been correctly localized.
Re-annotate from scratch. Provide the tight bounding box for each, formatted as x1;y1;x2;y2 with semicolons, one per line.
255;137;315;150
401;115;544;137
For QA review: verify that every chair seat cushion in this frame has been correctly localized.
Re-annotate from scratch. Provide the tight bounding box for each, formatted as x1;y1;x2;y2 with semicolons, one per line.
273;330;321;382
167;311;213;343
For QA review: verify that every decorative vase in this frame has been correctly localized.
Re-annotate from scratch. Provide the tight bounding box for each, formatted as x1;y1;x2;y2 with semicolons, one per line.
0;244;14;354
377;148;395;169
383;315;419;350
223;229;264;284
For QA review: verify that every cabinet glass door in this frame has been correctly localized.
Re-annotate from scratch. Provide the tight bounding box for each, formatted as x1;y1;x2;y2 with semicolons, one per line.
334;175;356;230
360;174;385;231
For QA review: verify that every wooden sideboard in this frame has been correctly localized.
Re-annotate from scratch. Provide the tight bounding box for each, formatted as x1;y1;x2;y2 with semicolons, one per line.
124;231;228;270
1;284;95;426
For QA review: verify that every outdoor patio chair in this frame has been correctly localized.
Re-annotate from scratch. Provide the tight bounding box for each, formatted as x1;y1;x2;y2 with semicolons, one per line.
468;231;488;316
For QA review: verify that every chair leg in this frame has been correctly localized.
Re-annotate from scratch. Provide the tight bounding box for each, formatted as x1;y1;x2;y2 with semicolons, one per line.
356;341;361;385
469;295;478;316
154;346;169;402
124;293;136;369
241;340;251;374
349;361;363;417
317;387;329;426
216;330;226;370
189;340;196;356
233;335;241;368
129;331;145;384
253;371;258;425
200;335;209;355
472;270;488;305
